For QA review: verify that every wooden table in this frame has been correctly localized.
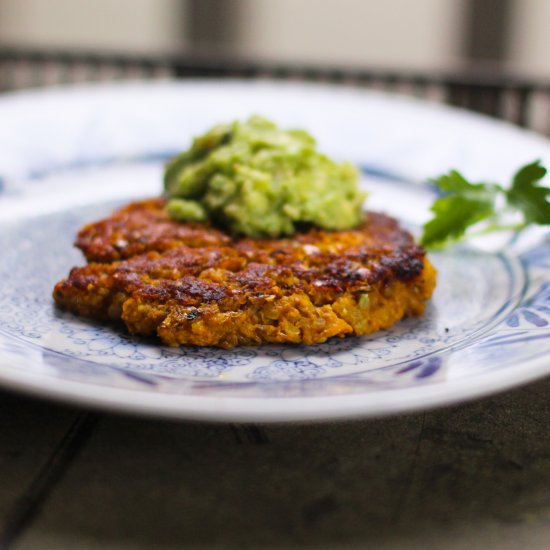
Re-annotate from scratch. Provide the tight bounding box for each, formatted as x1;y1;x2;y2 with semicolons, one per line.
1;377;550;549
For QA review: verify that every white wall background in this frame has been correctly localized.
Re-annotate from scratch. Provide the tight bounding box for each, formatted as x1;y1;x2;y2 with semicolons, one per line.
509;0;550;76
0;0;186;53
0;0;463;71
235;0;464;70
0;0;549;76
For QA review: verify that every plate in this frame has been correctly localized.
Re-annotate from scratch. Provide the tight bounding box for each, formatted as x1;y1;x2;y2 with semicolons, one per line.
0;80;548;422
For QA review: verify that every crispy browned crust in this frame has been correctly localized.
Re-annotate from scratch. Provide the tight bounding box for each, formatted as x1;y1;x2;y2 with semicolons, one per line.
54;199;436;348
76;198;231;262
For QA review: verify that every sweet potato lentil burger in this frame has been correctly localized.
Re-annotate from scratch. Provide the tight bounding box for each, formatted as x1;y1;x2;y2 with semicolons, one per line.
53;198;436;349
53;117;436;348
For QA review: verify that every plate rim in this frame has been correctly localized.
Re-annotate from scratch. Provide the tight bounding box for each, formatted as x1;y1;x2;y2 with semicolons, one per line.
0;350;548;422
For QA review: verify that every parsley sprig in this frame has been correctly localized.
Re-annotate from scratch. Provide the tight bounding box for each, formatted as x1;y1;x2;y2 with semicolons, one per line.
420;160;550;249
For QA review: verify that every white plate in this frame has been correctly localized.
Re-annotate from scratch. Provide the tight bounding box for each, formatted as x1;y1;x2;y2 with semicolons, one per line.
0;80;548;422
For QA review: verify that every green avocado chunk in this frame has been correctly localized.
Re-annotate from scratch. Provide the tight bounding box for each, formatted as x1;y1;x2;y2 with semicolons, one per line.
164;115;366;238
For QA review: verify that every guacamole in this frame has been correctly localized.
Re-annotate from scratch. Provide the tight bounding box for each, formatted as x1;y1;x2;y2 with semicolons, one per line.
164;116;366;238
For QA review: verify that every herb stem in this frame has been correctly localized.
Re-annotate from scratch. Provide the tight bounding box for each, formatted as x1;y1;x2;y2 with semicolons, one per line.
466;222;528;239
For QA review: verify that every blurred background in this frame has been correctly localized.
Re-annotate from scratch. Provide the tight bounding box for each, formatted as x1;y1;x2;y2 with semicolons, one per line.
2;0;550;75
1;0;550;133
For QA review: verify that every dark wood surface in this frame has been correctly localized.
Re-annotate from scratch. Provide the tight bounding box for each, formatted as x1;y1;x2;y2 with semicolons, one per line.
0;376;549;549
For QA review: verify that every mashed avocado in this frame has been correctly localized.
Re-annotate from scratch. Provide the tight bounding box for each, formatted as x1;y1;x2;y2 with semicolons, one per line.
164;116;366;238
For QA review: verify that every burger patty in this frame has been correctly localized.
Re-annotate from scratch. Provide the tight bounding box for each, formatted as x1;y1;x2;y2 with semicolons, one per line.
53;199;436;348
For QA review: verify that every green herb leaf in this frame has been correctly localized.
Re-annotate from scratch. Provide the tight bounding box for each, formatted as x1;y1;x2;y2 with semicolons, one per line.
421;195;495;248
435;169;486;194
506;160;550;225
420;171;498;248
421;161;550;249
